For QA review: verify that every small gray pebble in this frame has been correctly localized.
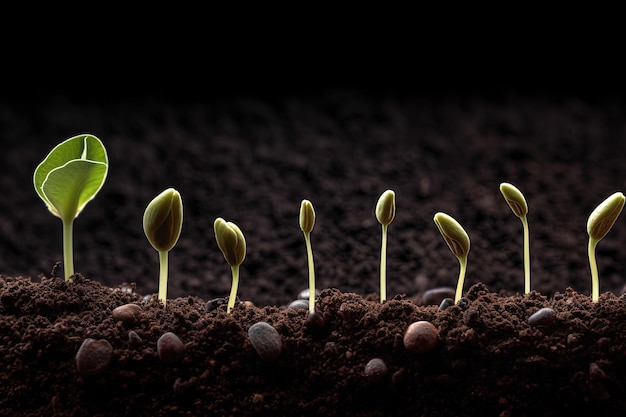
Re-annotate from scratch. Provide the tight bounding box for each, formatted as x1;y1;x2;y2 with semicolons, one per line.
438;297;454;311
248;322;283;361
128;330;143;346
76;338;113;375
288;299;309;310
112;304;142;324
298;288;321;300
422;287;456;306
528;307;556;328
364;358;388;382
206;297;228;312
157;332;185;363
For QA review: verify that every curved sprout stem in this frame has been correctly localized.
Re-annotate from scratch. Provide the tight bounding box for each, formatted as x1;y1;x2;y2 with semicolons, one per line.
588;237;600;302
380;223;388;303
227;265;240;313
455;254;468;303
521;215;531;294
303;231;316;312
158;250;169;306
62;219;74;281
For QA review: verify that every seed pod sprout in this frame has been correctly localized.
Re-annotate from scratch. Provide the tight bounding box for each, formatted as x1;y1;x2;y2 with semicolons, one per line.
433;212;470;303
33;134;108;281
143;188;183;306
586;191;625;302
214;218;246;313
499;182;531;294
299;199;316;312
376;190;396;303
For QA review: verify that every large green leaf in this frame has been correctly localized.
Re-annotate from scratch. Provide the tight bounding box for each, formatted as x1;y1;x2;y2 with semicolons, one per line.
33;134;108;222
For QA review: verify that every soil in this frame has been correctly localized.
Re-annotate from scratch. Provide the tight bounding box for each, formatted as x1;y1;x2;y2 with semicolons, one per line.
2;45;626;415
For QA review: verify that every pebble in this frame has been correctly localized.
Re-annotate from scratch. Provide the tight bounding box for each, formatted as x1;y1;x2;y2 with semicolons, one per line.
128;330;143;346
421;287;455;306
248;322;283;361
111;303;142;325
76;338;113;375
364;358;388;382
288;299;309;310
528;307;557;328
438;298;454;311
157;332;185;363
403;321;439;354
298;288;321;300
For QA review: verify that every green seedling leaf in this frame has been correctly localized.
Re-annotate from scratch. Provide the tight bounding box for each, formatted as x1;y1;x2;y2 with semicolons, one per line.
143;188;183;306
376;190;396;303
299;200;316;312
587;191;625;302
433;212;470;303
214;218;246;313
34;134;108;222
33;134;108;281
500;182;531;294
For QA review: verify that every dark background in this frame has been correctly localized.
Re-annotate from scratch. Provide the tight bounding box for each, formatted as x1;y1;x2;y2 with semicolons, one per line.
2;18;626;306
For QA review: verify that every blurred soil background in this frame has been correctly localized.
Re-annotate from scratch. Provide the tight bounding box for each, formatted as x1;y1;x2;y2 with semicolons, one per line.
1;16;625;308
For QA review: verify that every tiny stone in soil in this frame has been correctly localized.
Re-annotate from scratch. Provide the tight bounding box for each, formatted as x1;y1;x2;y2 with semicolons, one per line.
364;358;388;382
248;321;283;361
76;338;113;376
128;330;143;346
438;297;454;311
287;299;309;310
112;303;142;325
403;321;439;354
528;307;557;329
157;332;185;364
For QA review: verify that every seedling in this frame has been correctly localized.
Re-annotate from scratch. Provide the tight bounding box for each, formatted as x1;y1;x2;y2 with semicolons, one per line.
433;212;470;303
33;134;108;281
586;191;625;302
376;190;396;303
299;199;316;312
214;218;246;313
143;188;183;306
499;182;531;294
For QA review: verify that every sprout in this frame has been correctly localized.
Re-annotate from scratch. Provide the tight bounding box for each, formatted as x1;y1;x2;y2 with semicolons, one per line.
587;191;625;302
143;188;183;306
376;190;396;303
433;212;470;303
33;134;108;281
299;199;316;312
499;182;531;294
214;218;246;313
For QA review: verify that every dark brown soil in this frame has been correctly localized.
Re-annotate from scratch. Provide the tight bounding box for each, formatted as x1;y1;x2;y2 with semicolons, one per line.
2;43;626;415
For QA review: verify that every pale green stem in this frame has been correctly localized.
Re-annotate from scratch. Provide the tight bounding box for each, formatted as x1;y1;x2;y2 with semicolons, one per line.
521;215;531;294
158;250;169;306
304;231;316;312
227;265;240;313
380;224;388;303
62;219;74;281
589;237;599;303
455;255;468;303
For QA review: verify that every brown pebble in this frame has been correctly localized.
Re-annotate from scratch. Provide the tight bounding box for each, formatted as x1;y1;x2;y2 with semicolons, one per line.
364;358;388;382
403;321;439;354
76;338;113;375
112;304;142;325
157;332;185;363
